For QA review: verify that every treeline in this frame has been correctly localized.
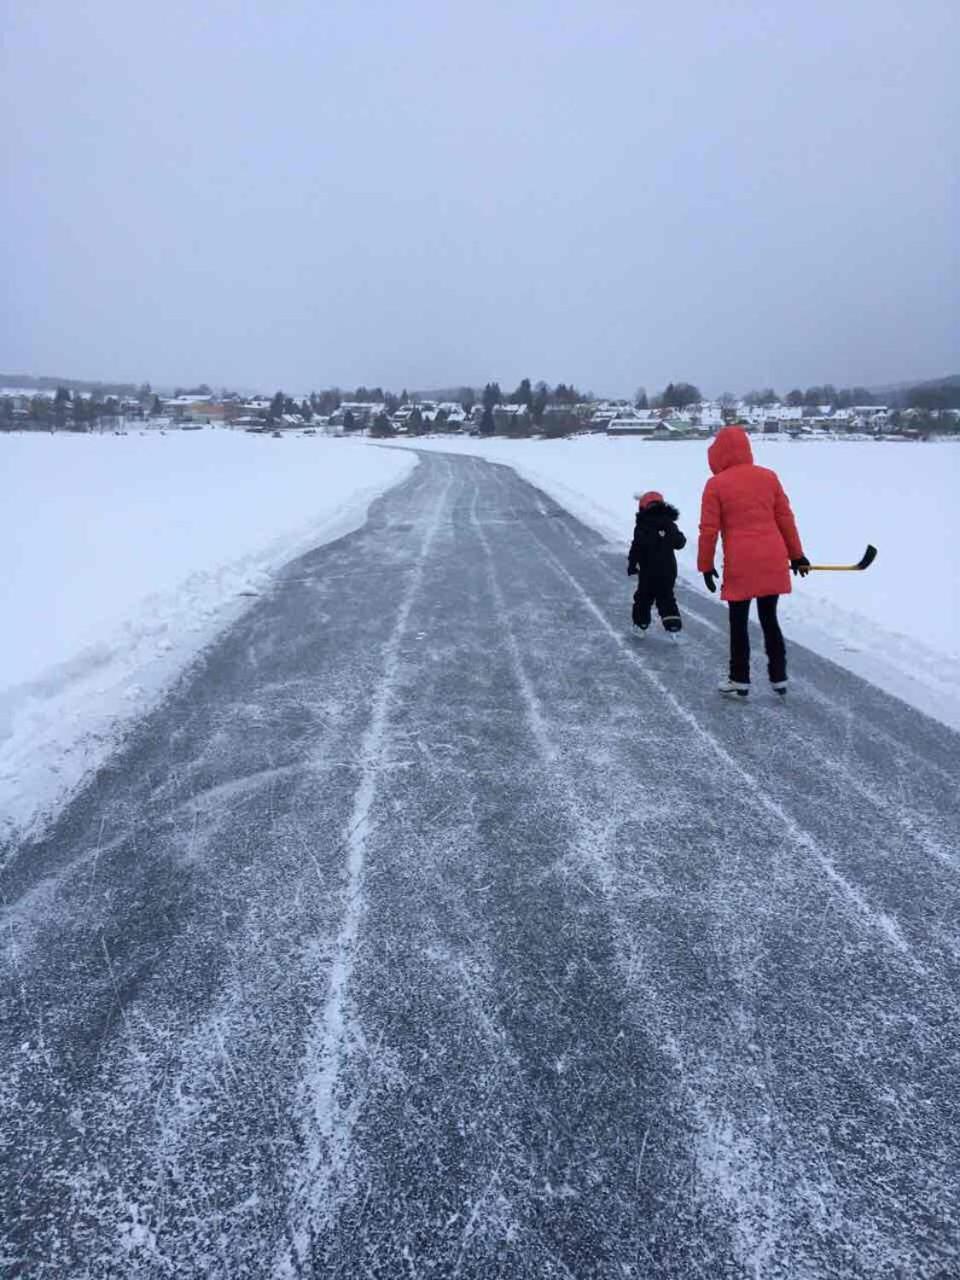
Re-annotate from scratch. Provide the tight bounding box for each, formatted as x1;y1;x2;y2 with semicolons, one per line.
0;387;143;431
739;386;878;408
735;378;960;410
892;378;960;411
0;373;140;397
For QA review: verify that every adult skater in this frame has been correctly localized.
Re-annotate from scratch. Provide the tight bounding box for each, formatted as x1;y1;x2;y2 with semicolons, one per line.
697;425;810;697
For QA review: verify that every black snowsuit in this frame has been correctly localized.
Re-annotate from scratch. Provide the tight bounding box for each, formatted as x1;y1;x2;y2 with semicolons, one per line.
627;502;686;630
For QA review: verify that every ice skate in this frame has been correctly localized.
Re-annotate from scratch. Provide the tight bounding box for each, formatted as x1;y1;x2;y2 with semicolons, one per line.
661;616;682;641
718;679;750;698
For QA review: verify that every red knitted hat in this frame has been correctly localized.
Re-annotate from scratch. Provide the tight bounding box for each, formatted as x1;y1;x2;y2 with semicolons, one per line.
637;490;664;509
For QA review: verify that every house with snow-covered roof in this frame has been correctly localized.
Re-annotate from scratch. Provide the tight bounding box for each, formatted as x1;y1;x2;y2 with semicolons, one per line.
606;412;661;436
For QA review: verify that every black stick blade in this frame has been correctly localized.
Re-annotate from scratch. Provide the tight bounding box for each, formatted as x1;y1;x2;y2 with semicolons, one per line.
858;545;877;570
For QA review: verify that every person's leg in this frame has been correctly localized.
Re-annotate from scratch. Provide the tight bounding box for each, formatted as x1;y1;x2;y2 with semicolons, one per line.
728;599;751;683
757;595;786;685
632;576;654;628
655;575;682;632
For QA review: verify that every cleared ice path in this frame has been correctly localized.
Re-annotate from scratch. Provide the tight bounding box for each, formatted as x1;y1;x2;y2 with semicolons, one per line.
2;452;958;1279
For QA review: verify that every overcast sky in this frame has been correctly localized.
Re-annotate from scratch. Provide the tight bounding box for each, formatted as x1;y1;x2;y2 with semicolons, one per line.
2;0;957;396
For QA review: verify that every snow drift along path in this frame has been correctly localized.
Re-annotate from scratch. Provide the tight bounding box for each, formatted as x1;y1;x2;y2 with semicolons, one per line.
2;451;958;1279
0;430;415;840
393;435;960;730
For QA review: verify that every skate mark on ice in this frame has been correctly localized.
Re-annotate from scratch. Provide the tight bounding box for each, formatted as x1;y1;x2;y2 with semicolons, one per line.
275;472;453;1276
528;530;919;969
471;489;808;1274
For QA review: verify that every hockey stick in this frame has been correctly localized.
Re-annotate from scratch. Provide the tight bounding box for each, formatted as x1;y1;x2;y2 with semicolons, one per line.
807;544;877;572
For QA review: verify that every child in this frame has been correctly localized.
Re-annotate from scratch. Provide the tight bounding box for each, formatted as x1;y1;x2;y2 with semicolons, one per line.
697;425;809;696
627;491;686;634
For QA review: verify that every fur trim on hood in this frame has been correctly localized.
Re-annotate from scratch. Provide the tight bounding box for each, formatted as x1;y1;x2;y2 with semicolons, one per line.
635;500;679;522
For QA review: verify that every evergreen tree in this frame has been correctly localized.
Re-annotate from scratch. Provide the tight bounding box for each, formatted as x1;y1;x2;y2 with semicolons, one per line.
482;382;502;410
370;412;395;437
511;377;533;408
660;382;701;409
744;388;777;407
479;404;495;435
53;386;70;430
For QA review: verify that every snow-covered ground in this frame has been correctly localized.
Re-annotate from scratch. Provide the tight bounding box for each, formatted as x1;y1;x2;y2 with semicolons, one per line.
391;435;960;730
0;430;414;838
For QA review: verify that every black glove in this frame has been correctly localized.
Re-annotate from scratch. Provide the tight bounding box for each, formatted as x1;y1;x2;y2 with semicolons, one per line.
791;556;810;578
703;569;718;593
627;565;637;577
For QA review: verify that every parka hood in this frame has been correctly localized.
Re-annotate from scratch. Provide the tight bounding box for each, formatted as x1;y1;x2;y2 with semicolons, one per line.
708;426;753;475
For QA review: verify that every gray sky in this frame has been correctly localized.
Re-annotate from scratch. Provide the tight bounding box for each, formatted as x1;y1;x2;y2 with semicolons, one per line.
3;0;957;397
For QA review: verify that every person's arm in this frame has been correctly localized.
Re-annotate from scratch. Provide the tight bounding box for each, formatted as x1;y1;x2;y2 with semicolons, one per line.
773;479;804;560
697;481;720;572
669;523;687;551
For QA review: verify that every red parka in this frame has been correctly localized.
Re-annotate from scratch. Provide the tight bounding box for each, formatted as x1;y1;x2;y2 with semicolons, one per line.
697;427;804;602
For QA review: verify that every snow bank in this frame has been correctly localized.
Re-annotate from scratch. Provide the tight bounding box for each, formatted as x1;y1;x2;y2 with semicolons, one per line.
1;430;414;839
392;435;960;730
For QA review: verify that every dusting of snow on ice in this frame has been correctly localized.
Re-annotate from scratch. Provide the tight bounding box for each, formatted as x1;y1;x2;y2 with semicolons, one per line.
275;473;451;1276
533;530;919;967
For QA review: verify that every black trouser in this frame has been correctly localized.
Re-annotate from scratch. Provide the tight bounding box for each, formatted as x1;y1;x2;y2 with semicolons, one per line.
633;572;682;630
728;595;786;683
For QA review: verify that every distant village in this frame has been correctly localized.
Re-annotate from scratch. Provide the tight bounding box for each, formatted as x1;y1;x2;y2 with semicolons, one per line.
3;376;958;442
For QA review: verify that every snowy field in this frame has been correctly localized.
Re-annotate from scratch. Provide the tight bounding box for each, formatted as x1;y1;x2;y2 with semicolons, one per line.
0;430;414;838
392;435;960;729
